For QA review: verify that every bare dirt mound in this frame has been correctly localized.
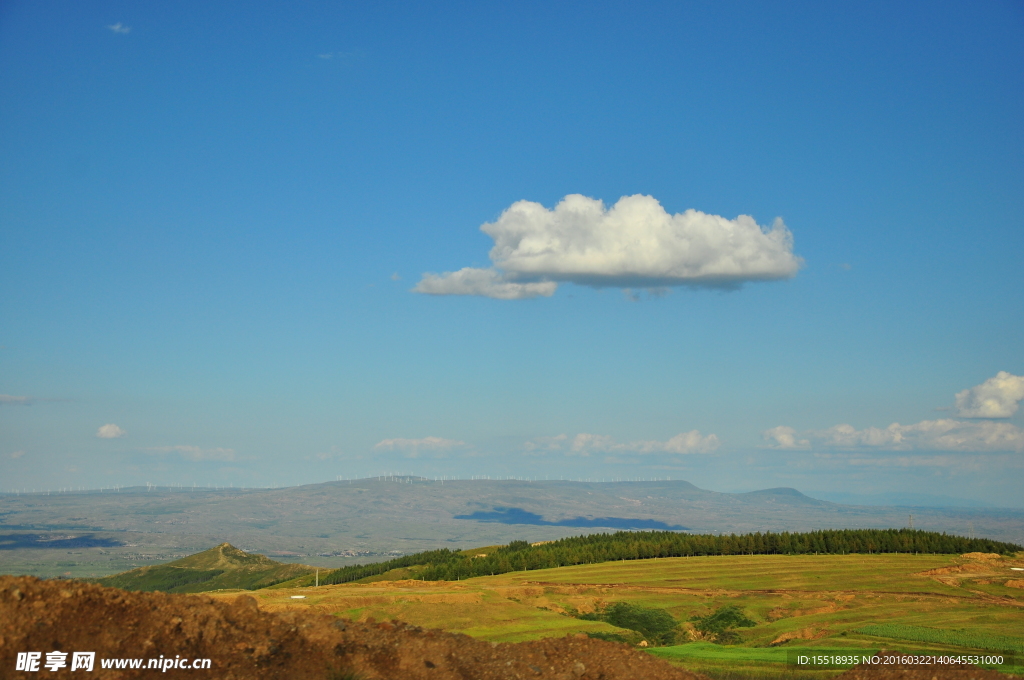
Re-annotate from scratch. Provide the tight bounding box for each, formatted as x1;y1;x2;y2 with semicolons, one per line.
0;576;703;680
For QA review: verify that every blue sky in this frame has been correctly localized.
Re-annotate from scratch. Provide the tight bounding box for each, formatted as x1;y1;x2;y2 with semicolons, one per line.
1;1;1022;505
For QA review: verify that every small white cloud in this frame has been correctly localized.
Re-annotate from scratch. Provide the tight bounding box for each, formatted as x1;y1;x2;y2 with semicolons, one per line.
796;419;1024;452
0;395;31;405
567;430;719;456
567;433;615;455
762;425;810;450
317;50;364;65
415;267;557;300
390;272;401;281
146;445;236;461
955;371;1024;418
649;431;721;454
817;423;904;448
10;450;25;459
415;194;802;299
107;23;131;34
96;424;126;439
523;434;568;453
308;445;344;461
373;436;467;458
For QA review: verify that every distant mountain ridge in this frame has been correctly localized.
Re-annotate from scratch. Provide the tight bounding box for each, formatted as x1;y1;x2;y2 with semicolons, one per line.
3;477;1022;581
92;543;314;593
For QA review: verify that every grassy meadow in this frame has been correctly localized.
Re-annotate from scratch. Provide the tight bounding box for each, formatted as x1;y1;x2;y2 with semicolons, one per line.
210;551;1024;677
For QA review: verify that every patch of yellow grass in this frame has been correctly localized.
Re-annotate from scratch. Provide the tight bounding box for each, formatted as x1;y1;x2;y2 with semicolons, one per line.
211;553;1021;650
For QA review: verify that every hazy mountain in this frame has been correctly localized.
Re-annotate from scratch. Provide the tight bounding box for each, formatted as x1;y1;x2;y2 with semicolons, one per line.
2;478;1022;578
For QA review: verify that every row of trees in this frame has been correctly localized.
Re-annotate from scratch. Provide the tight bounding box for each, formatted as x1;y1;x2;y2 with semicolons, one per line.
321;548;459;585
321;529;1021;585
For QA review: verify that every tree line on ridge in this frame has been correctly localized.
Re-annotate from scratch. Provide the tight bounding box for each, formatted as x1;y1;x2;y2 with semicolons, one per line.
319;528;1021;586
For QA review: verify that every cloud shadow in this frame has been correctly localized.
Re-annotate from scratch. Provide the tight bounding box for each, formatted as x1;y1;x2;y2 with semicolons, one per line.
0;533;125;550
453;507;687;530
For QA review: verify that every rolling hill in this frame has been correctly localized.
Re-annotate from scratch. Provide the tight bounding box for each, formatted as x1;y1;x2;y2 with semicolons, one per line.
92;542;314;593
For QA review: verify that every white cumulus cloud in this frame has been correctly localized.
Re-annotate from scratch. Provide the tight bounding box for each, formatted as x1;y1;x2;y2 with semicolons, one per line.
374;436;467;458
782;419;1024;453
554;431;719;456
107;22;131;34
0;395;31;405
146;445;236;461
955;371;1024;418
769;373;1024;458
415;194;802;299
523;434;569;454
96;424;126;439
761;426;810;450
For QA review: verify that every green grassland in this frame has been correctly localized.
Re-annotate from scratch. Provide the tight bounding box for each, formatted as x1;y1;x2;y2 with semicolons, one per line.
648;643;870;678
232;551;1024;678
858;623;1024;653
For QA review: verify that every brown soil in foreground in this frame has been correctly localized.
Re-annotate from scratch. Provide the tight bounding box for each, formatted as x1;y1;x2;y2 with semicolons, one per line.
0;576;703;679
